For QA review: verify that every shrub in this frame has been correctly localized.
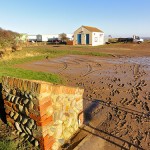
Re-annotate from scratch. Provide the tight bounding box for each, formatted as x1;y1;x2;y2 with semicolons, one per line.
0;28;19;48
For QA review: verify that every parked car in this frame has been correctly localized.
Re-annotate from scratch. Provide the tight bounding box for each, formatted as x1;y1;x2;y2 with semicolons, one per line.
47;38;67;45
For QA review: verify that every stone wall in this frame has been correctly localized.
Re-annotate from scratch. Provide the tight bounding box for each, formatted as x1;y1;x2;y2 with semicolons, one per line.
2;76;84;150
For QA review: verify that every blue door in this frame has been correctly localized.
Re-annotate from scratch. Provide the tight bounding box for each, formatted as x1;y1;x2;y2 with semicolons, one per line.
86;34;89;44
77;34;81;44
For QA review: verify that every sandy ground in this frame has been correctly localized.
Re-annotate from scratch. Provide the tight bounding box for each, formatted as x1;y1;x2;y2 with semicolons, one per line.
17;54;150;150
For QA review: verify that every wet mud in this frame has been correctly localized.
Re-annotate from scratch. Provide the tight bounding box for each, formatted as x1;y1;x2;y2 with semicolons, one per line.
17;55;150;150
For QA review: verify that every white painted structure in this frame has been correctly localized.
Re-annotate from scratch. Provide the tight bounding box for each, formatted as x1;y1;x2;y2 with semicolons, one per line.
27;34;73;42
27;35;37;41
42;34;59;41
74;26;104;46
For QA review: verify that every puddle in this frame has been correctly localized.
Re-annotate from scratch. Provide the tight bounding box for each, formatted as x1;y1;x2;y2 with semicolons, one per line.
16;55;150;76
95;57;150;65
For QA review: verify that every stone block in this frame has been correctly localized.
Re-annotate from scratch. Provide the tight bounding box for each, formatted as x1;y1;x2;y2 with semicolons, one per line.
2;76;84;150
62;86;76;94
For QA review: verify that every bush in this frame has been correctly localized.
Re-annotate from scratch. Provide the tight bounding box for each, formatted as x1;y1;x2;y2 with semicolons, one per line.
0;28;19;48
12;45;22;51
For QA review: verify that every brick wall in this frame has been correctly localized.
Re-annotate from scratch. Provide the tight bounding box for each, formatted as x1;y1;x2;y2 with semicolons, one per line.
2;76;84;150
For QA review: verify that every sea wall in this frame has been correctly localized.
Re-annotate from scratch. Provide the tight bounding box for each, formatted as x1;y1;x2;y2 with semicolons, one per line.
2;76;84;150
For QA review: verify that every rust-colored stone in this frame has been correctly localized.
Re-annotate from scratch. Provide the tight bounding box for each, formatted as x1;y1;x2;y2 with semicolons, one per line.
8;77;14;88
13;78;18;88
39;135;55;150
39;96;51;105
38;101;52;114
5;108;11;115
62;86;76;94
6;115;15;126
23;80;28;91
17;79;21;89
29;113;40;122
12;104;19;112
40;114;53;122
51;86;62;94
27;81;32;91
37;116;53;126
4;100;13;108
40;83;52;93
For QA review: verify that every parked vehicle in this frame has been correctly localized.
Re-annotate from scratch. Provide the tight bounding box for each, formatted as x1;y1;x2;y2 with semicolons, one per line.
133;35;144;43
118;38;133;43
47;38;67;45
118;35;144;44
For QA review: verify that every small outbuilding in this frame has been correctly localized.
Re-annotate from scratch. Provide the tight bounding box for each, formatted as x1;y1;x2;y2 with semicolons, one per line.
73;25;104;46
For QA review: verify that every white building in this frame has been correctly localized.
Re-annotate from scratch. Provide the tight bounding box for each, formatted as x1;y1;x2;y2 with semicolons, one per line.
41;34;59;41
74;26;104;46
27;34;73;42
27;35;37;42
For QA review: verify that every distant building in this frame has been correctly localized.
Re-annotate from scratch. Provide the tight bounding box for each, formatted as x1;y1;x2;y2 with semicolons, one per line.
43;34;59;42
27;35;37;42
73;25;104;46
27;34;73;42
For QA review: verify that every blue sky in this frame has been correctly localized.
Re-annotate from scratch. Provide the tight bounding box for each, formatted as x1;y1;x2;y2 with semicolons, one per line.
0;0;150;37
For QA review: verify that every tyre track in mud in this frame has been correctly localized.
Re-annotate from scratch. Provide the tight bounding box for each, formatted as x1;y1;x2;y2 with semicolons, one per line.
57;61;68;74
82;63;102;77
69;58;102;77
17;55;150;150
56;56;150;150
56;59;82;74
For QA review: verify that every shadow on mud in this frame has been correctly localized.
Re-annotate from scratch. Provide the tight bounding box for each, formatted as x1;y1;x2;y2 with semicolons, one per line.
84;100;100;124
0;83;7;124
80;99;146;150
81;124;144;150
62;99;147;150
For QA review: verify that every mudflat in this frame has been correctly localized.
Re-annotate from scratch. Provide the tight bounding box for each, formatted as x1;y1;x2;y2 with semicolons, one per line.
17;53;150;150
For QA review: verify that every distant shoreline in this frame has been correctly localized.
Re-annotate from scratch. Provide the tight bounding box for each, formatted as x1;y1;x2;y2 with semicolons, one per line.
142;37;150;40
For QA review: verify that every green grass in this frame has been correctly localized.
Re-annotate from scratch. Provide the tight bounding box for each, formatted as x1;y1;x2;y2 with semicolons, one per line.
0;139;40;150
0;140;18;150
0;46;110;84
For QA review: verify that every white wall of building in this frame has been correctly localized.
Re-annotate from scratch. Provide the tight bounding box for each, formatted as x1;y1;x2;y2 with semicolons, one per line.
92;32;104;46
42;34;59;41
27;35;37;41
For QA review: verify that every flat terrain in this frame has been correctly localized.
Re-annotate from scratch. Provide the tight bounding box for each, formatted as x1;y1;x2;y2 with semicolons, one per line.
44;42;150;57
0;43;150;150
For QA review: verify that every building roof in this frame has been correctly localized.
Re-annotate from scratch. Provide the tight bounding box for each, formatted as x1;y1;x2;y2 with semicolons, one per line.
82;26;103;32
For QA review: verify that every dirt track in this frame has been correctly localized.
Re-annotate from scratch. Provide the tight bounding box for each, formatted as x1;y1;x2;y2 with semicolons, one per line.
17;53;150;150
